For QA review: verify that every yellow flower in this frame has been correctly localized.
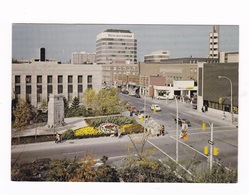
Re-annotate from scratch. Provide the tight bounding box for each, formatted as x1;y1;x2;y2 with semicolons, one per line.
74;126;101;137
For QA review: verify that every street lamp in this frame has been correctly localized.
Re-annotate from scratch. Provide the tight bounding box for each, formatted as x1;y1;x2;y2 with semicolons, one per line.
218;76;233;124
175;95;179;163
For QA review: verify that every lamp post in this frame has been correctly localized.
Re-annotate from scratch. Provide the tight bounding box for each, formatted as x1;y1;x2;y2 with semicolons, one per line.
218;76;233;124
175;95;179;163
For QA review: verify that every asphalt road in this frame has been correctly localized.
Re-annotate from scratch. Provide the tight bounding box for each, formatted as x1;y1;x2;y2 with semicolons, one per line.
11;94;238;171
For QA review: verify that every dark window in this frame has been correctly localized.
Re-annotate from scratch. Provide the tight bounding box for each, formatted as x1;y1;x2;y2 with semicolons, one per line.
37;75;42;83
26;75;31;83
87;75;92;83
47;75;53;83
58;85;63;94
68;75;73;83
15;75;20;84
58;75;63;83
78;75;83;83
37;85;42;93
47;85;53;93
78;85;83;93
87;75;93;89
15;86;20;94
26;85;32;94
68;85;73;93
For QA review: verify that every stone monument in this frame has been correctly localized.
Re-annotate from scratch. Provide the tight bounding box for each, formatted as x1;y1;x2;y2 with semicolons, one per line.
47;94;65;128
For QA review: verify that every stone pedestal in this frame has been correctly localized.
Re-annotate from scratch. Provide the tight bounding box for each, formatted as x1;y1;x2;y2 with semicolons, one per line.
47;94;65;128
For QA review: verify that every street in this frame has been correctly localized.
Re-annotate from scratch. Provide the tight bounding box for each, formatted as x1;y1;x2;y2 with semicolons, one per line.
11;93;238;171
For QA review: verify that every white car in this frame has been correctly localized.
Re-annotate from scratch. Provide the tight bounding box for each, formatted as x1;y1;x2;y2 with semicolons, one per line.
150;104;161;111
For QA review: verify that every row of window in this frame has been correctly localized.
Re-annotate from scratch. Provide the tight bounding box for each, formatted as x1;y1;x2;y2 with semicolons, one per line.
14;83;90;95
15;75;92;84
96;38;137;43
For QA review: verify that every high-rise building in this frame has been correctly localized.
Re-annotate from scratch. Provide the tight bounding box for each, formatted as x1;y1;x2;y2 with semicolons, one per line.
208;26;219;58
96;29;137;64
71;51;96;64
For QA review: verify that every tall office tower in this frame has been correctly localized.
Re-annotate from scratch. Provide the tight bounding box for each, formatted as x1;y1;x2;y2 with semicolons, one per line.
40;47;46;61
96;29;137;64
208;26;219;58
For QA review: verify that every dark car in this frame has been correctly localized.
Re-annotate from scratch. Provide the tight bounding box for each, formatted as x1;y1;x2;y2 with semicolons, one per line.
121;90;129;94
134;94;141;98
134;110;144;116
174;117;191;126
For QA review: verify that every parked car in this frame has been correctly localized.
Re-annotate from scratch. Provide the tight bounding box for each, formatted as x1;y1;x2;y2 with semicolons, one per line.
134;110;144;116
150;104;161;111
157;96;167;100
174;117;191;126
121;90;129;94
134;94;141;98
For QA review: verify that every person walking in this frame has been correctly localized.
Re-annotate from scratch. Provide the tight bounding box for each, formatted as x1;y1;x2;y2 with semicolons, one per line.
55;132;61;143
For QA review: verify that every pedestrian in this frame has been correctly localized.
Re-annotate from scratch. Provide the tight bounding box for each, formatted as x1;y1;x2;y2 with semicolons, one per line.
117;127;122;138
202;106;205;113
55;132;61;143
162;125;165;136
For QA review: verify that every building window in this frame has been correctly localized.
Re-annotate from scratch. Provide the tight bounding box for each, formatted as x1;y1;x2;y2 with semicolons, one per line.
37;85;42;94
15;85;20;94
26;75;31;83
78;85;83;93
47;85;53;93
78;75;83;83
58;85;63;94
47;75;53;83
68;85;73;93
58;75;63;83
15;75;20;84
37;75;42;83
68;75;73;83
87;75;93;89
26;85;31;94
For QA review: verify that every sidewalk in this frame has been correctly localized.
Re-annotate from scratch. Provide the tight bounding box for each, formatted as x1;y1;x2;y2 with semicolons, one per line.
12;117;88;138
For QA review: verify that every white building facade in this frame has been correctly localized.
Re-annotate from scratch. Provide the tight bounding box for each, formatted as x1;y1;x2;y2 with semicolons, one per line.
71;51;96;64
144;50;170;62
96;29;137;64
12;61;102;107
208;26;219;58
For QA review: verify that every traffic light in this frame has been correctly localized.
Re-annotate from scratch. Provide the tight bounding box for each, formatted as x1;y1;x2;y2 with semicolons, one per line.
202;122;206;131
182;134;188;141
204;146;209;155
214;147;219;156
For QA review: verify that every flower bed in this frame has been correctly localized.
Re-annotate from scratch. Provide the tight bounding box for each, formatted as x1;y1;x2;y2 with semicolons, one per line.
74;126;106;138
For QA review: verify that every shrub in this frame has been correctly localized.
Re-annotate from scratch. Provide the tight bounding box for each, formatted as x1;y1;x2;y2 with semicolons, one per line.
61;129;75;140
120;123;144;135
85;116;135;128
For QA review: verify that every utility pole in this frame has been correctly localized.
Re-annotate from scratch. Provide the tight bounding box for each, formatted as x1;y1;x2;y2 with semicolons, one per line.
175;95;179;163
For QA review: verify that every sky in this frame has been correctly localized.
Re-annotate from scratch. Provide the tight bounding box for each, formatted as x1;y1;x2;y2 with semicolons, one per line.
12;24;239;63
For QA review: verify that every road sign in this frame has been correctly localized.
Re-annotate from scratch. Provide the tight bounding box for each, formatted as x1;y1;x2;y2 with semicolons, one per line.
208;140;214;145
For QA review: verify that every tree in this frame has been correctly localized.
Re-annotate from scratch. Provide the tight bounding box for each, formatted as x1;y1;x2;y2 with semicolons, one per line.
83;89;98;110
13;98;32;129
97;88;119;115
71;97;80;110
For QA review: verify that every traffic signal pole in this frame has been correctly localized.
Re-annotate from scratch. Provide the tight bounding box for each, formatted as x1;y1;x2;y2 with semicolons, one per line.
202;121;214;172
209;122;214;172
